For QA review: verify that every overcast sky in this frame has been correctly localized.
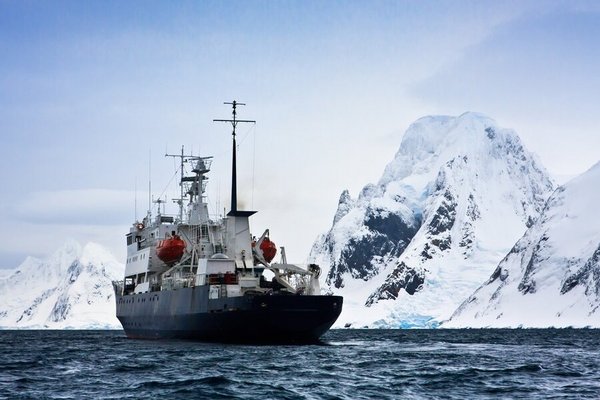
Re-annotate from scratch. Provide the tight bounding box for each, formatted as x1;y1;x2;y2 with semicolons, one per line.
1;0;599;269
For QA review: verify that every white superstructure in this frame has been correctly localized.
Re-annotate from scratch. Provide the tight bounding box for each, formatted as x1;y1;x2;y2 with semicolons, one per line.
117;102;321;299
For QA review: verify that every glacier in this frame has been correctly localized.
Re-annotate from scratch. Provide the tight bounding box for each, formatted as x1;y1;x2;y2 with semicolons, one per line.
445;161;600;328
0;240;124;329
310;112;555;328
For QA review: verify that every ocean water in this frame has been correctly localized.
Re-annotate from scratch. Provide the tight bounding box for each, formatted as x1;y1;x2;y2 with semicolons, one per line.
1;329;599;399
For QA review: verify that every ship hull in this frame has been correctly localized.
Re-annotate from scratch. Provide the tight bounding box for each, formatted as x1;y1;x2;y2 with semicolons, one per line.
116;287;343;343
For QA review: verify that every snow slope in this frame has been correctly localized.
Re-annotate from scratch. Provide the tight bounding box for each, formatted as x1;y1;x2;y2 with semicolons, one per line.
310;112;555;328
0;240;124;329
445;161;600;328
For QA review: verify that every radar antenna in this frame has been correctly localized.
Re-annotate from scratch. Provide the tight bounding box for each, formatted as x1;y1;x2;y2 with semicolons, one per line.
165;145;213;222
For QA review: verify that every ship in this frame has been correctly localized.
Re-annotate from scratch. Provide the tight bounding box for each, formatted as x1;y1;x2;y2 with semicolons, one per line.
113;101;343;342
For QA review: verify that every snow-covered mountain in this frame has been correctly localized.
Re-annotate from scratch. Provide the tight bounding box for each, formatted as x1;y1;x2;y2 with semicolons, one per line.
445;161;600;328
0;240;124;329
310;112;555;328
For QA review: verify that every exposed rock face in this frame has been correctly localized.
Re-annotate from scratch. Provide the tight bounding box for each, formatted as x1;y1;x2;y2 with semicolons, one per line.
446;161;600;328
310;112;555;328
365;262;425;306
326;202;421;290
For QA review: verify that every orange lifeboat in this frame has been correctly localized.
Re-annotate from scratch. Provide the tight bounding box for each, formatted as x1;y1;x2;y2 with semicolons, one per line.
260;237;277;263
156;234;186;264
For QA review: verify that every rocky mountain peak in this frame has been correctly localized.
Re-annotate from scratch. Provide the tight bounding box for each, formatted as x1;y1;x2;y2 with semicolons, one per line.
310;113;555;328
0;240;124;329
333;189;355;225
445;161;600;328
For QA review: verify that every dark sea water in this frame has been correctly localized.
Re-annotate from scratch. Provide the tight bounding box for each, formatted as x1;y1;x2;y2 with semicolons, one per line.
1;329;599;399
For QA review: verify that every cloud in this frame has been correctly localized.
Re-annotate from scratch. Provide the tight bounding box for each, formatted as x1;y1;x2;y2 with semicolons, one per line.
0;223;130;269
408;7;600;176
410;8;600;116
14;189;140;225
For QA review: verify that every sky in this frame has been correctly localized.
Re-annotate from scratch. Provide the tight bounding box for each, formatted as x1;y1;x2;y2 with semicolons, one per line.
1;0;599;269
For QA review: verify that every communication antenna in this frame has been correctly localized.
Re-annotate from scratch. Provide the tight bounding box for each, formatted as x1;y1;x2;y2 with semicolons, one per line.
153;198;166;215
134;177;138;222
165;145;186;222
252;124;256;208
148;148;152;220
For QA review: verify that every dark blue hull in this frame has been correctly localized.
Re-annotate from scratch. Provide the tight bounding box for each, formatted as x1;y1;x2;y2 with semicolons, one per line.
116;287;343;343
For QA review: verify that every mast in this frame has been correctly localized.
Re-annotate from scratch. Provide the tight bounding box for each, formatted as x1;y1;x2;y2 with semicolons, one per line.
165;146;186;222
165;146;213;223
213;101;256;215
179;146;184;221
148;149;151;221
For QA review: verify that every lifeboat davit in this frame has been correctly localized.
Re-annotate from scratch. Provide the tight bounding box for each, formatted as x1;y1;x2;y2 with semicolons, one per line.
260;237;277;263
156;235;186;264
